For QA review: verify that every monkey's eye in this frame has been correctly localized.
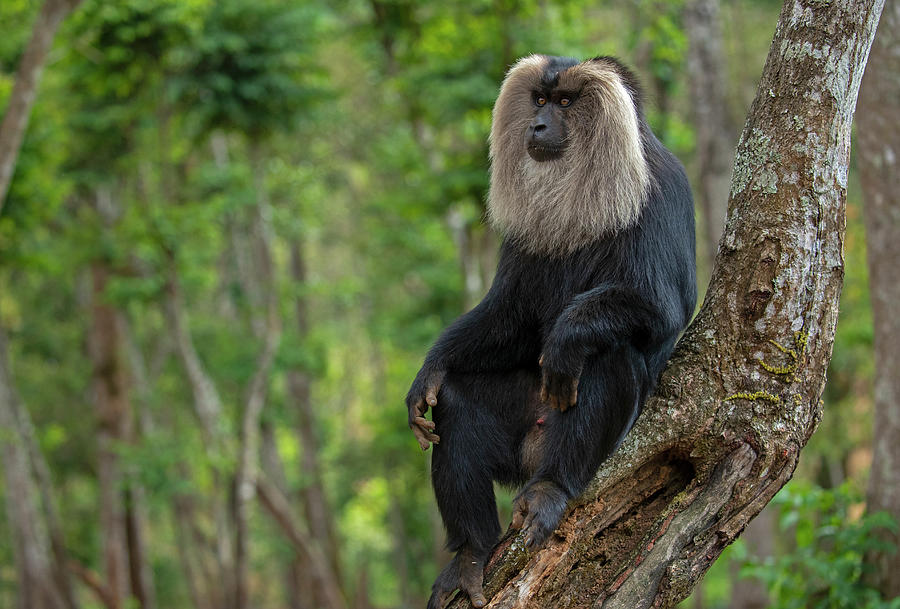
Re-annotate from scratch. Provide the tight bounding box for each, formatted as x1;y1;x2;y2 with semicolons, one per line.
560;97;572;107
535;95;547;107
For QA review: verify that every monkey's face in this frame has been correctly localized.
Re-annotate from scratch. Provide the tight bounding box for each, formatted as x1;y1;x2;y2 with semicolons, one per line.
488;54;651;254
516;56;581;162
525;89;574;162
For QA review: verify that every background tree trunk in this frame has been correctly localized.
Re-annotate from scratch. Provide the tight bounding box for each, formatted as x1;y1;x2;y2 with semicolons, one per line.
445;0;884;606
728;506;773;609
0;0;83;209
288;241;343;587
162;264;235;606
0;328;76;609
0;3;84;606
684;0;737;279
87;262;131;609
857;0;900;597
233;148;282;609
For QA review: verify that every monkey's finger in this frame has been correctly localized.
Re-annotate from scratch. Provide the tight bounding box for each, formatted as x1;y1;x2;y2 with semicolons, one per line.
409;397;427;422
511;500;527;529
413;419;440;444
465;580;487;608
425;387;439;407
538;354;545;366
522;512;538;547
549;380;564;411
412;428;431;451
414;416;436;432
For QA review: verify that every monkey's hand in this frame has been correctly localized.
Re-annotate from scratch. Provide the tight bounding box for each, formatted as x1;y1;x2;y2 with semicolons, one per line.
406;367;446;450
539;353;581;412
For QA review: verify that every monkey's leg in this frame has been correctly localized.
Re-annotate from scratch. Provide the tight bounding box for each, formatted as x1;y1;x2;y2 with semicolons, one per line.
516;347;650;548
428;371;532;609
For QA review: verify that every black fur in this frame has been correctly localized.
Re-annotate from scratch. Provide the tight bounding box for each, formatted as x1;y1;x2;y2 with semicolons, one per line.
407;59;696;607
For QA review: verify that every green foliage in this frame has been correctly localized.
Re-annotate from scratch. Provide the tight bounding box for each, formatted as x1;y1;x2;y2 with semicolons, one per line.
174;0;328;138
0;0;881;607
742;482;900;609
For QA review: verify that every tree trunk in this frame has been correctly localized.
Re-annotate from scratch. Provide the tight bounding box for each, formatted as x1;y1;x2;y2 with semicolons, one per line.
87;262;133;609
445;0;883;606
684;0;736;278
0;328;75;609
686;0;782;574
162;262;237;603
857;0;900;597
288;241;342;583
259;422;311;609
729;506;774;609
233;147;282;609
0;0;83;209
124;474;156;609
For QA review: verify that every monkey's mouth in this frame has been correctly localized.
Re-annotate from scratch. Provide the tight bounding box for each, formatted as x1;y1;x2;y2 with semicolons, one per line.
527;145;565;162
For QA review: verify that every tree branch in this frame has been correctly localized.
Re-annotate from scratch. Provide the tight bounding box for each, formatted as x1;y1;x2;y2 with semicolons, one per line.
255;477;348;609
0;0;83;209
68;559;116;609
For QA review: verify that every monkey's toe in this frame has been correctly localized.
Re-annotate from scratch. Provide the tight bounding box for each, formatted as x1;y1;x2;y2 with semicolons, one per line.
459;552;487;608
512;481;568;549
523;517;554;548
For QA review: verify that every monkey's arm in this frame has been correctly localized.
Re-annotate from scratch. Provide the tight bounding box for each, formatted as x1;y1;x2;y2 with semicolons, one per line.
407;273;538;449
424;296;538;372
540;283;676;411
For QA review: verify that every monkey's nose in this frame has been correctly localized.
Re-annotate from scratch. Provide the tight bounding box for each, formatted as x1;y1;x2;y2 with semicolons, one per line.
531;124;551;145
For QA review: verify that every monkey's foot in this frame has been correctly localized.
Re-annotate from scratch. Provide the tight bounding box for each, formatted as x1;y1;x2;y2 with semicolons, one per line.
426;548;487;609
511;481;568;549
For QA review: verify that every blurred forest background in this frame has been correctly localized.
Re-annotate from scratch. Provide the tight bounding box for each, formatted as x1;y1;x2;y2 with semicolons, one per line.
0;0;896;608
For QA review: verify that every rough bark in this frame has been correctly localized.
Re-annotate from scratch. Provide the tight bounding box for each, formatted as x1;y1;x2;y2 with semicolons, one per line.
857;0;900;597
0;0;83;209
87;262;132;609
445;1;883;607
684;0;737;276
